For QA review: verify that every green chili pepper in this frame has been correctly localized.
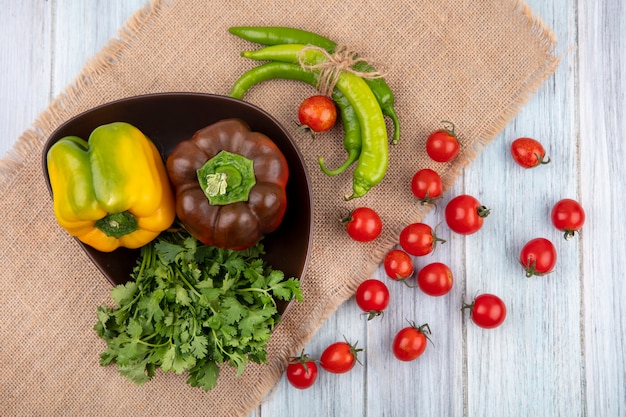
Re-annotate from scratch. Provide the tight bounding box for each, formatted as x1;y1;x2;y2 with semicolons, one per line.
229;61;361;176
337;70;388;199
229;25;401;144
294;47;388;198
229;25;337;51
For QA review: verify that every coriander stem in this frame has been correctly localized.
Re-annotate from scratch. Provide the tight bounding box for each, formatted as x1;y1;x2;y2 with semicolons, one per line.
136;336;169;348
175;268;202;298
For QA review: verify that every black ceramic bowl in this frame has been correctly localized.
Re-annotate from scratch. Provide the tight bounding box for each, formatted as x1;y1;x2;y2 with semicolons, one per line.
42;93;313;312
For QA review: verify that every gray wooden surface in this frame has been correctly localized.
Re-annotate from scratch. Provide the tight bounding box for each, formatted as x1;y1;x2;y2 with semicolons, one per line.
1;1;624;416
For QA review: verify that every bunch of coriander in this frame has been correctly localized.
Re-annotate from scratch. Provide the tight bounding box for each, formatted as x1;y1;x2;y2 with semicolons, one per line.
94;230;302;391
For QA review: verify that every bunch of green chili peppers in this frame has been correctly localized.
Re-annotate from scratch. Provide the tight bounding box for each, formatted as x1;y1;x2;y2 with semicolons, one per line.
228;26;400;200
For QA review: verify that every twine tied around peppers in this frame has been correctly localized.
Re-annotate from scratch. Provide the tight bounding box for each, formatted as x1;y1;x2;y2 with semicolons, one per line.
297;45;388;96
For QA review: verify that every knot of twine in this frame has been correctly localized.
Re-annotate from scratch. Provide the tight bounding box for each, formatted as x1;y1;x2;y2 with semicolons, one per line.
297;45;388;96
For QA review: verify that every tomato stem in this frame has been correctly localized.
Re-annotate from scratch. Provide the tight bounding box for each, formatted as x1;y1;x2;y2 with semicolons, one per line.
397;278;419;288
289;349;317;372
431;223;447;251
363;310;384;321
418;190;443;206
477;205;491;218
563;229;579;240
296;121;317;140
522;259;540;278
340;210;354;226
343;336;365;366
440;120;457;137
535;152;551;165
406;320;433;346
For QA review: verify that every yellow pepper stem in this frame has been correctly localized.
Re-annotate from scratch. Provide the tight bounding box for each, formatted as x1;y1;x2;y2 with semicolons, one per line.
94;211;139;238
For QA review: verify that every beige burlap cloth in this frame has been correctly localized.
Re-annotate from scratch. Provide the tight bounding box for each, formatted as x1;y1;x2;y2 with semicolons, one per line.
0;0;559;415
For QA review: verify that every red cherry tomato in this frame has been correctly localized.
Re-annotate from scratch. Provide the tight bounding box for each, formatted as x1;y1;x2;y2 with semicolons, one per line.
551;198;585;240
286;351;318;389
355;279;390;320
445;194;490;235
426;121;460;162
417;262;453;296
320;339;363;374
519;237;557;277
399;223;445;256
383;249;415;281
343;207;383;242
463;294;507;329
411;168;443;205
510;137;550;168
392;322;431;361
298;95;337;133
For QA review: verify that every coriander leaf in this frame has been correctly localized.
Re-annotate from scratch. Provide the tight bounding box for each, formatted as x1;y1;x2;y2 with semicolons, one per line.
110;281;138;307
118;359;153;385
190;335;208;359
175;284;191;306
182;236;198;257
115;338;145;365
220;275;238;293
161;345;196;374
193;244;216;263
221;296;246;324
126;318;144;339
136;289;165;323
243;267;266;288
197;288;221;307
187;360;220;391
266;270;285;288
207;260;221;277
223;256;246;275
113;308;130;327
154;240;184;264
96;307;110;329
271;278;303;302
229;351;247;376
238;307;276;338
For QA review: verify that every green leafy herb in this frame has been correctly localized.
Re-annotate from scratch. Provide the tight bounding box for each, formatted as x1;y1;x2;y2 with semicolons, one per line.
94;230;302;391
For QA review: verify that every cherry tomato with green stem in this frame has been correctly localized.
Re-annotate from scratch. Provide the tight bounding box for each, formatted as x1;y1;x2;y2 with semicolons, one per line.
426;121;460;162
384;249;415;282
355;279;390;320
320;339;364;374
411;168;443;205
510;137;551;168
392;321;432;361
399;222;446;256
417;262;453;296
551;198;585;240
343;207;383;242
463;294;506;329
519;237;557;277
445;194;490;235
297;95;337;135
286;350;318;389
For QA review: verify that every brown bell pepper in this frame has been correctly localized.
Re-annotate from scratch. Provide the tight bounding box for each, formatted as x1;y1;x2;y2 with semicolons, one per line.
166;118;289;249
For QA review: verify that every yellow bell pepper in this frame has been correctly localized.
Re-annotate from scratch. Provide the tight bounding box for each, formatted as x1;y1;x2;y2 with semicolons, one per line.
46;122;176;252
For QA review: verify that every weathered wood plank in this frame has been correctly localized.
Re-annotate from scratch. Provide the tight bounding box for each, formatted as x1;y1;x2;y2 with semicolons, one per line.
462;0;586;414
52;0;149;93
0;0;52;157
578;1;626;416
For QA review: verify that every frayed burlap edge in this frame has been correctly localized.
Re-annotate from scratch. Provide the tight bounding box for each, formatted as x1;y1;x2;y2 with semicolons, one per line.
434;0;561;201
